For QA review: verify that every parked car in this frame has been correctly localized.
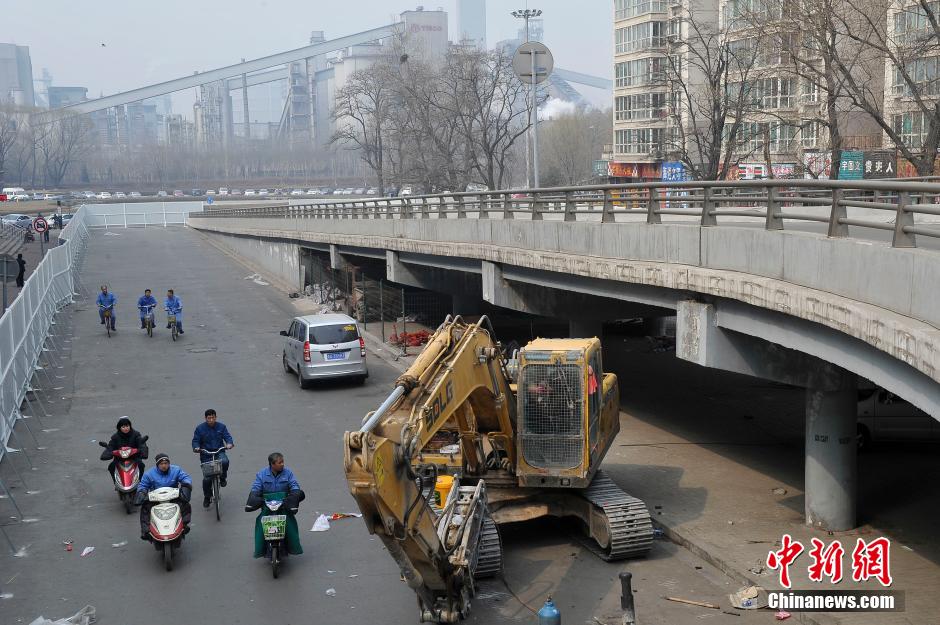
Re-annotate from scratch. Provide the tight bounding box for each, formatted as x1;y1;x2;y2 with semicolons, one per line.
244;189;256;196
258;189;269;196
129;191;141;198
32;192;45;201
279;313;368;387
191;189;204;197
1;213;31;227
332;188;344;196
206;189;217;196
219;187;229;196
466;183;489;192
366;187;378;195
60;213;74;226
97;192;112;200
114;191;126;198
230;189;242;195
83;191;97;199
291;189;304;196
44;193;63;200
399;186;414;196
353;187;365;195
857;383;939;449
173;190;184;197
157;190;168;197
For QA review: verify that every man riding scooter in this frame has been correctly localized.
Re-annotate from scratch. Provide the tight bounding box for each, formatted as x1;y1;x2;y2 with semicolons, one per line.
245;452;304;559
136;453;192;541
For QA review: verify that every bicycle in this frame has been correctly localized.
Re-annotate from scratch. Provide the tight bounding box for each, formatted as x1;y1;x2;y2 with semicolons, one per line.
100;306;114;338
139;304;155;338
166;308;180;341
197;447;226;521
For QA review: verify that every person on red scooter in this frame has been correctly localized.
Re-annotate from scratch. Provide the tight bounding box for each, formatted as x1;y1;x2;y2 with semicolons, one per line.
100;417;148;480
136;454;193;540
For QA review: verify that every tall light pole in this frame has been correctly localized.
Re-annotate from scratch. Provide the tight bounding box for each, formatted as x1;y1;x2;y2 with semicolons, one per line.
512;9;542;188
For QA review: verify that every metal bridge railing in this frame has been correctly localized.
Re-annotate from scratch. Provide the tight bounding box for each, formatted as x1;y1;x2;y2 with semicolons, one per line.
189;179;940;249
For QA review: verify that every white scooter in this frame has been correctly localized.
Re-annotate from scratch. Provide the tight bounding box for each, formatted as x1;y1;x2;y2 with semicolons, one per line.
146;487;187;571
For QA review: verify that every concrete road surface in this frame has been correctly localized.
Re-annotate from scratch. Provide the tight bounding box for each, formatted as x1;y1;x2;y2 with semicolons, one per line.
1;227;762;625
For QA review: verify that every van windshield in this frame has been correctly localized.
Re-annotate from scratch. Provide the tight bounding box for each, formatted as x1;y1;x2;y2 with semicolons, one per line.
309;323;359;345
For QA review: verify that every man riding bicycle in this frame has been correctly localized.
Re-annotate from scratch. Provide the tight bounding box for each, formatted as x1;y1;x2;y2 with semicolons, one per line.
164;289;184;334
137;288;158;330
97;285;117;331
192;408;234;509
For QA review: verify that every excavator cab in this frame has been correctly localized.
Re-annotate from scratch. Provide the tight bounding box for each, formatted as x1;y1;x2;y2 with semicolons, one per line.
516;338;619;488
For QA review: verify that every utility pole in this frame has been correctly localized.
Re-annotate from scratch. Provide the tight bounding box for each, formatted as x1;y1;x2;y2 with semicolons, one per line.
511;9;542;188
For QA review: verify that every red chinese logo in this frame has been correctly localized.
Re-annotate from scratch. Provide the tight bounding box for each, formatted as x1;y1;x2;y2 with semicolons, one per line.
807;538;845;583
851;537;893;587
767;534;805;588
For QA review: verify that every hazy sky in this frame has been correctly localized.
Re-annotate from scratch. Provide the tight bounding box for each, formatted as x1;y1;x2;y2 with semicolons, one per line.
5;0;612;113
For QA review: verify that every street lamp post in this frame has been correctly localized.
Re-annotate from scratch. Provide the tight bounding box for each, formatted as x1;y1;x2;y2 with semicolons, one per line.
512;9;542;188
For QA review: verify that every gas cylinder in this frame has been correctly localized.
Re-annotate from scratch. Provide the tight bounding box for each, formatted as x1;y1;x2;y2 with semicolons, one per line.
537;596;561;625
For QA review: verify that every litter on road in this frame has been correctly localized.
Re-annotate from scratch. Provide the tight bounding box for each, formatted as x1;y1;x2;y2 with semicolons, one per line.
775;610;792;620
311;514;330;532
111;541;127;548
79;546;94;557
328;512;362;521
664;596;719;609
326;588;337;597
27;604;96;625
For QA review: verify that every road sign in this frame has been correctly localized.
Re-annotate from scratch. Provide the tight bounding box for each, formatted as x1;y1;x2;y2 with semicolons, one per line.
33;216;48;233
512;42;554;85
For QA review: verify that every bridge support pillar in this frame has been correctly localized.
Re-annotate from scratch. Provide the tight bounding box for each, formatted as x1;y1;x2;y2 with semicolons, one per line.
330;244;345;270
805;380;857;531
569;319;603;339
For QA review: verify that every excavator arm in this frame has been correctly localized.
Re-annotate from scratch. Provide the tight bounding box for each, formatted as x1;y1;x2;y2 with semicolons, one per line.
344;316;513;622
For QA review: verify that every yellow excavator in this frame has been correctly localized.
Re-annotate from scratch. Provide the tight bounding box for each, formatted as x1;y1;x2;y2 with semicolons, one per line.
343;316;652;623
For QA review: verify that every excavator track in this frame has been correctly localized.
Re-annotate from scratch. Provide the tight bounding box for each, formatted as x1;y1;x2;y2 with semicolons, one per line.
575;471;653;560
473;515;502;579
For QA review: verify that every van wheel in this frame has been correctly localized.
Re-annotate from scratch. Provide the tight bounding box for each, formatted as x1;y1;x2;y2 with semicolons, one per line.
298;368;311;390
857;424;871;452
282;353;291;374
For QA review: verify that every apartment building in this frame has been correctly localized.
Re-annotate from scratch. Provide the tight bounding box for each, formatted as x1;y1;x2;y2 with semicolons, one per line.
611;0;719;181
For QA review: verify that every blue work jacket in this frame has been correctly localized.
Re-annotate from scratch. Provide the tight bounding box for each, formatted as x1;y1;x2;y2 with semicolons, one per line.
137;294;157;310
138;464;192;494
250;466;300;495
96;292;116;309
192;421;234;462
164;295;182;314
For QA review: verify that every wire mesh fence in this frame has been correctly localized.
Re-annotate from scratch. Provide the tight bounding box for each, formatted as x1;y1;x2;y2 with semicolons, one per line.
301;254;452;352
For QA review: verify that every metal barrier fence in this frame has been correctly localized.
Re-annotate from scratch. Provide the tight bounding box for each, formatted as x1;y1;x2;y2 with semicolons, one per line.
83;201;200;228
194;179;940;249
0;205;90;467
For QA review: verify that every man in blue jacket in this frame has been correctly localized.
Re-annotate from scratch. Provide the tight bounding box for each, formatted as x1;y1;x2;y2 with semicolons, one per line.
137;288;158;330
164;288;183;334
96;285;116;331
246;452;304;557
136;453;193;540
192;408;234;509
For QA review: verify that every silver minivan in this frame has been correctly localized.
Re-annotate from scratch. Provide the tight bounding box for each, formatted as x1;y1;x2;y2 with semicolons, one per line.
281;314;368;387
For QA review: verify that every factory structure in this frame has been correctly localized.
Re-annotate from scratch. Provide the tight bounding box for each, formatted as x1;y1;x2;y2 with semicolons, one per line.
6;2;609;155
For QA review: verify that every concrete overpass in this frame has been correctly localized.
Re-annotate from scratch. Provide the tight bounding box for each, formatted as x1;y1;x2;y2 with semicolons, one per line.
186;178;940;533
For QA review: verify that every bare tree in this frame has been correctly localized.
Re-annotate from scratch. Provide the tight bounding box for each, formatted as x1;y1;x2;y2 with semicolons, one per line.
330;59;396;191
0;106;20;188
663;10;762;179
831;0;940;175
540;107;611;186
37;112;93;186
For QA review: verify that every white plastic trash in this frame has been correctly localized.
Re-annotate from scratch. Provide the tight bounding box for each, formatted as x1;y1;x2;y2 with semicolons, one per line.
311;514;331;532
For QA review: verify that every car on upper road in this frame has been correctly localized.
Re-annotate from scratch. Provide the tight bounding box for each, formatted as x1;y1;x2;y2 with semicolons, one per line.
191;189;204;197
258;188;270;196
44;193;63;200
306;188;319;195
291;189;304;196
280;313;368;387
230;189;242;195
83;191;96;199
172;190;184;197
114;191;126;198
244;189;256;196
206;189;217;196
31;192;45;201
366;187;378;195
157;190;168;197
2;213;31;227
60;213;74;226
353;187;365;195
219;187;229;196
97;191;112;200
129;191;141;198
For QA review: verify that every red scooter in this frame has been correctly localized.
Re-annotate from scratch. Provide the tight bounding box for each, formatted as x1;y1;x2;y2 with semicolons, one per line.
99;437;148;514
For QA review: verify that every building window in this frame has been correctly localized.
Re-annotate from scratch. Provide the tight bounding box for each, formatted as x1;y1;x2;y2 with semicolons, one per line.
615;22;667;54
740;77;795;109
800;80;819;104
615;0;668;20
615;128;665;154
894;1;940;38
616;93;668;121
892;56;940;96
893;111;930;148
801;120;819;148
615;57;666;87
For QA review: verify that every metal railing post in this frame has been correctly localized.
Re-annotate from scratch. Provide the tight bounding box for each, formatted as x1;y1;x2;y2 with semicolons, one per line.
601;189;614;223
828;188;848;238
646;186;661;224
892;191;916;248
765;186;783;230
701;186;717;226
563;191;576;221
457;195;466;219
531;193;542;220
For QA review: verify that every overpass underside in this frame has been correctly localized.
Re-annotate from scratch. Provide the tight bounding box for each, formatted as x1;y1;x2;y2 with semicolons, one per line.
187;215;940;531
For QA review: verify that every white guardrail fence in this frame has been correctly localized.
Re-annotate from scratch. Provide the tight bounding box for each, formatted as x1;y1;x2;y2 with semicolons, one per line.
0;202;195;467
0;205;90;466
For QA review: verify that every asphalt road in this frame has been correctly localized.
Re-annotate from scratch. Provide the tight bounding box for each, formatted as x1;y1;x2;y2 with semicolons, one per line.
0;227;763;625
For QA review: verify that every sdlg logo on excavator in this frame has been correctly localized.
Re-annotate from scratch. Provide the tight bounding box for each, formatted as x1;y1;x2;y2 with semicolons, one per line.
425;381;454;429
